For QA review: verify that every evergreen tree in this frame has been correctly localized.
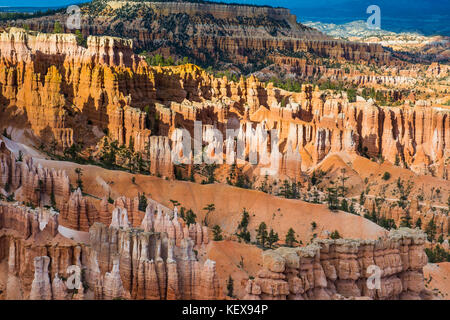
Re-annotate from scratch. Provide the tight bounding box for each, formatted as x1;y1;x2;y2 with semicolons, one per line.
340;199;349;212
268;228;279;248
256;222;268;247
185;209;197;226
338;168;349;197
53;21;63;33
212;225;223;241
326;186;339;211
202;203;216;226
400;211;412;228
226;275;234;297
285;228;298;247
278;180;291;198
330;230;341;239
75;168;83;191
415;217;422;228
425;218;437;242
138;193;147;212
236;208;251;243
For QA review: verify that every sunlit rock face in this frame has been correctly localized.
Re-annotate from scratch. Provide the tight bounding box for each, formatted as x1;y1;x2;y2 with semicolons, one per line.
1;28;448;181
245;228;430;300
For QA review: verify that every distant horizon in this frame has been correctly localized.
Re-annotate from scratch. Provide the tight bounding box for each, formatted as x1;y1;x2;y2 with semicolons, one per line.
0;0;448;36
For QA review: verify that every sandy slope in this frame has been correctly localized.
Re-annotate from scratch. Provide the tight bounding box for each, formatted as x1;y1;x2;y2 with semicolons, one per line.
424;262;450;299
35;158;387;244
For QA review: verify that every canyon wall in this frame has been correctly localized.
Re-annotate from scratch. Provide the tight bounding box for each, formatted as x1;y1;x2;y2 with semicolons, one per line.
0;199;221;300
0;28;448;182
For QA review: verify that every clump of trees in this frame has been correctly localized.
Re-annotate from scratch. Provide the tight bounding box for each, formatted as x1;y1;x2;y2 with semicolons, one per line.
425;245;450;263
255;222;278;249
278;180;301;199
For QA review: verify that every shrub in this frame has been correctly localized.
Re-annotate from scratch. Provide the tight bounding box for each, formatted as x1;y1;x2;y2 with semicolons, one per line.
382;172;391;180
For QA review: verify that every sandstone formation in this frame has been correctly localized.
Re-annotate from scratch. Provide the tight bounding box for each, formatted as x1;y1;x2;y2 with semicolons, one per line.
0;140;70;207
245;228;431;300
0;199;221;300
0;29;447;181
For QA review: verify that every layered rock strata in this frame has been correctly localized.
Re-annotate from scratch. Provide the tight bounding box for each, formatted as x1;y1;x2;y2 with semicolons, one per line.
0;29;448;180
244;228;430;300
0;200;220;300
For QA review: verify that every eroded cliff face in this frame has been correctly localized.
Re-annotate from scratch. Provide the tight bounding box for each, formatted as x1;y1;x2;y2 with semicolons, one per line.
244;228;432;300
5;1;391;68
0;199;221;300
0;28;448;181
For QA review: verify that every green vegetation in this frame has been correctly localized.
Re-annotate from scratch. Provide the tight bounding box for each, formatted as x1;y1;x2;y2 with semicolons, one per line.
202;203;215;226
278;179;301;199
256;222;268;248
138;193;147;212
75;30;87;48
267;228;279;248
184;209;197;226
326;186;339;211
382;172;391;181
74;168;83;191
285;228;298;247
425;245;450;263
141;52;191;67
226;275;234;298
53;21;63;33
236;208;251;243
425;218;437;242
212;225;223;241
330;230;341;239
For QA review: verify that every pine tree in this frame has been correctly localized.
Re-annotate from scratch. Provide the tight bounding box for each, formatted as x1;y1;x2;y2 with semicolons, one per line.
330;230;341;239
256;222;268;247
425;218;437;242
400;211;412;228
138;193;147;212
326;186;339;211
53;21;63;33
285;228;298;247
226;276;234;297
75;168;83;191
212;225;223;241
185;209;197;226
236;208;251;243
338;168;349;197
415;217;422;228
268;229;279;248
202;203;216;226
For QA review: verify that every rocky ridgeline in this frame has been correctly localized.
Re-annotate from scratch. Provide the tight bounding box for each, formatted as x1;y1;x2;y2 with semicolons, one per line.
4;1;391;67
267;55;414;84
245;228;433;300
